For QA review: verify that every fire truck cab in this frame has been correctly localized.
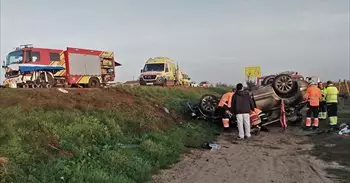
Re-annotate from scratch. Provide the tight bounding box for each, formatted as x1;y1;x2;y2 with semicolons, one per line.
4;44;61;67
3;44;121;88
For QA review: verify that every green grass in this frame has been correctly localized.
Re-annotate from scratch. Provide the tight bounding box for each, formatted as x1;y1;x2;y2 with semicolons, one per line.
0;87;224;183
117;86;228;116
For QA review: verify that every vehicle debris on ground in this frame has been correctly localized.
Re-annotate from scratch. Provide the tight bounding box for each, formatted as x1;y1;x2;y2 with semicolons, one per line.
57;88;69;94
338;123;350;136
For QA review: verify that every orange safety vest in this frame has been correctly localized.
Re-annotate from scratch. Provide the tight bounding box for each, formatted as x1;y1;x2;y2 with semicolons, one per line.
250;108;262;126
304;85;322;107
218;92;234;108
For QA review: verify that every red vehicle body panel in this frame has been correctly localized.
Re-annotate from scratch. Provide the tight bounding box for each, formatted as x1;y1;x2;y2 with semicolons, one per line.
5;46;121;86
22;47;63;65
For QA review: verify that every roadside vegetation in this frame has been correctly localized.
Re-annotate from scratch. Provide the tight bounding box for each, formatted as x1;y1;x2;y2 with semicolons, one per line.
311;98;350;183
0;87;225;183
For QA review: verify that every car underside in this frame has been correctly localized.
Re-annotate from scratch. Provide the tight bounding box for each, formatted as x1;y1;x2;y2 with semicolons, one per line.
186;74;310;128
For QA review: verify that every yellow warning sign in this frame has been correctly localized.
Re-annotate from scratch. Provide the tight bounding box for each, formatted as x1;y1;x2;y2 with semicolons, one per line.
245;66;261;79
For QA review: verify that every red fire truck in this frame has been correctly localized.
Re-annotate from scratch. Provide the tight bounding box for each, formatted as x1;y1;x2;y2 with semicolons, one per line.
3;44;121;88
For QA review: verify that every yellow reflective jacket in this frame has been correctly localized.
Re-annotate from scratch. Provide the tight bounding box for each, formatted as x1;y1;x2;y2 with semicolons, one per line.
325;85;339;103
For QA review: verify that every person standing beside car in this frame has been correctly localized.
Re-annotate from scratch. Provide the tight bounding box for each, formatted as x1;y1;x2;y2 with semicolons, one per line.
318;82;327;120
325;81;339;130
304;82;322;130
231;83;255;140
218;88;235;128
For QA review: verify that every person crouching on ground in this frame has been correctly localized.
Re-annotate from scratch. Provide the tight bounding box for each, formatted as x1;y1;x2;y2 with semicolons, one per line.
231;83;255;140
218;88;235;129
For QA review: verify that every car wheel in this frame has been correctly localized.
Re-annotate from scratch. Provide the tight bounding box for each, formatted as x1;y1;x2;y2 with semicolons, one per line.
273;74;296;97
199;94;219;115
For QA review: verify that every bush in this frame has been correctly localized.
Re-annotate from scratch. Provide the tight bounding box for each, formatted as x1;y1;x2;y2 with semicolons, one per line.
0;87;222;183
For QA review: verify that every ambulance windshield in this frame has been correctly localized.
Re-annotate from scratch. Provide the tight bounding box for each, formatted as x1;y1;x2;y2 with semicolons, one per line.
143;63;165;72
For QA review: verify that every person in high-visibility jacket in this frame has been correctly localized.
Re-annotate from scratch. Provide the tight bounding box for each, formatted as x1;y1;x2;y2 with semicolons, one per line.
318;82;327;120
325;81;339;128
304;82;322;129
218;88;235;128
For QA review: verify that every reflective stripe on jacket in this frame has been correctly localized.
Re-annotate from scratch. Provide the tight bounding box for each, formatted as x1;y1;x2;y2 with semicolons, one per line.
304;85;322;106
326;85;339;103
218;92;234;108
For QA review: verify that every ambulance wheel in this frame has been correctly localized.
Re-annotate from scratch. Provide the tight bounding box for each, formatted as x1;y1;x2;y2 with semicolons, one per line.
23;84;29;88
88;77;100;88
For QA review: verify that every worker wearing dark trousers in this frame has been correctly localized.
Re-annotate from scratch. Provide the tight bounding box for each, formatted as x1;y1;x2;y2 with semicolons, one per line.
318;82;327;120
217;89;235;128
304;82;322;130
325;81;339;130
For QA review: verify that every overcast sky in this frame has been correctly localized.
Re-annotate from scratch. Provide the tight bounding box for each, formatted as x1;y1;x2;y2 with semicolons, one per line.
1;0;349;84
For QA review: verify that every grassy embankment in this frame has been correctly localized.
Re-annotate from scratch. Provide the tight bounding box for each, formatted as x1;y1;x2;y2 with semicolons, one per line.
0;86;227;183
311;97;350;183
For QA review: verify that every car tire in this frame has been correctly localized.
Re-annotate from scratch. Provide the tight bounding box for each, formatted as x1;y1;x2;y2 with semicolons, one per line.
199;94;219;115
273;74;297;97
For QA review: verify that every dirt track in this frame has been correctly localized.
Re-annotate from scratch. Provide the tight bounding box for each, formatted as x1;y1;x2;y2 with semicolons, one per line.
153;127;338;183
